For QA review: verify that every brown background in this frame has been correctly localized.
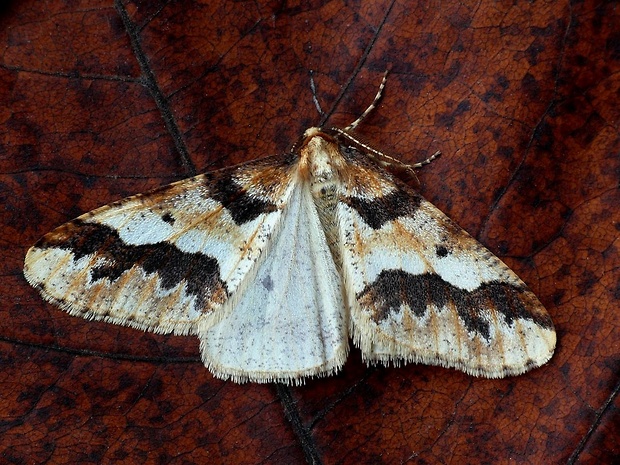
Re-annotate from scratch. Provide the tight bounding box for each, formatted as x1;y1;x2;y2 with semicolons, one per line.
1;1;618;464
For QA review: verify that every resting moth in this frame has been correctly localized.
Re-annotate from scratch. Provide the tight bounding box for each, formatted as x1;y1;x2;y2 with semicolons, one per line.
24;76;555;384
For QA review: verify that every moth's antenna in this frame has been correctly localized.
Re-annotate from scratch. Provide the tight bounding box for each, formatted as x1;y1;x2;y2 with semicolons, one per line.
309;70;325;117
332;127;441;180
409;150;441;169
345;70;388;131
334;71;441;177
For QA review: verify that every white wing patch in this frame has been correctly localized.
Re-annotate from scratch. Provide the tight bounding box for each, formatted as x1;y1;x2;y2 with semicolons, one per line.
24;126;556;384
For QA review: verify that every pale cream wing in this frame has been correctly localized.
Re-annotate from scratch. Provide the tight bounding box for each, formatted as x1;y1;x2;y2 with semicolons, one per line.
336;153;555;378
24;156;298;336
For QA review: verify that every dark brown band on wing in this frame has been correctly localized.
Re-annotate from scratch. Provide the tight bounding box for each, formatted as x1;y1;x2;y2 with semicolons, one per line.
36;220;228;312
357;269;553;341
343;188;422;229
205;171;278;225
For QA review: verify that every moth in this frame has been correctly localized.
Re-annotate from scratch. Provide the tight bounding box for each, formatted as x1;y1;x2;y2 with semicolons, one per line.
24;79;555;384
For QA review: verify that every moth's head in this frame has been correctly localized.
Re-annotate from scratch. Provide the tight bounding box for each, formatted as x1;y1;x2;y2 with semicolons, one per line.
303;127;322;139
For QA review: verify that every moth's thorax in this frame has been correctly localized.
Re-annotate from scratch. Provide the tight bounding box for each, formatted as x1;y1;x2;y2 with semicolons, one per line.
300;129;346;192
300;128;345;267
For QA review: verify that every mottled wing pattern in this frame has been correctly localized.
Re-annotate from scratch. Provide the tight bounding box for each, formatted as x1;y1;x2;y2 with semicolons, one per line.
336;147;556;378
24;122;556;383
24;156;298;336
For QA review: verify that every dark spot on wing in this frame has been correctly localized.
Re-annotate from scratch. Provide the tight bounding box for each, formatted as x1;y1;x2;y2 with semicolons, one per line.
436;245;449;257
161;212;175;225
261;274;274;291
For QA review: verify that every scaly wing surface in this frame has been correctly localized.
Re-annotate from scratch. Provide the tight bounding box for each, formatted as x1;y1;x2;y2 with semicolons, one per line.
336;151;555;377
199;174;348;383
25;154;348;383
24;156;298;336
